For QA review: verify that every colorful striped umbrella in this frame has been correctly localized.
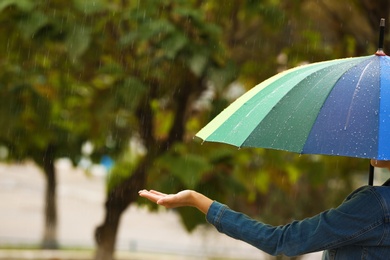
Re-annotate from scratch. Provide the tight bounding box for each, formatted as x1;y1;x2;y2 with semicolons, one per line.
196;19;390;167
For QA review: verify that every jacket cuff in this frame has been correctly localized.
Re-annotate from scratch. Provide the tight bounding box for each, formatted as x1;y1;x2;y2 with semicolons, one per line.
206;201;227;227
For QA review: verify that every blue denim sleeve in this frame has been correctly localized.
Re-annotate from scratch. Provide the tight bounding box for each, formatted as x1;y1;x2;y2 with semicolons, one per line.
206;186;388;257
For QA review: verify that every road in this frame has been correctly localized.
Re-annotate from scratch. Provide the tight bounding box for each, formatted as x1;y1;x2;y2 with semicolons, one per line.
0;161;322;259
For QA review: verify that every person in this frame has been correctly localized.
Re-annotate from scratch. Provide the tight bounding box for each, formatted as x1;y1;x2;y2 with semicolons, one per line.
139;159;390;259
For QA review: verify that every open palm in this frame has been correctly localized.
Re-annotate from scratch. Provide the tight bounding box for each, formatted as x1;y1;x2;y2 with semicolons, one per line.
138;190;194;208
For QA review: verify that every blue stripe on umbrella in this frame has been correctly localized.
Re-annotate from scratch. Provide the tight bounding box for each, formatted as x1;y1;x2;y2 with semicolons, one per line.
303;56;381;159
378;56;390;160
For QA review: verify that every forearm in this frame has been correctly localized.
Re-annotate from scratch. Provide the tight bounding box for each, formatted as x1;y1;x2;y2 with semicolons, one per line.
206;201;316;256
189;191;213;214
206;187;385;256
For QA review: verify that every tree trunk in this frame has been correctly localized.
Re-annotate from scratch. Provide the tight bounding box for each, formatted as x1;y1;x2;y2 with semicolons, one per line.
94;158;148;260
94;208;121;260
93;77;196;260
41;144;58;249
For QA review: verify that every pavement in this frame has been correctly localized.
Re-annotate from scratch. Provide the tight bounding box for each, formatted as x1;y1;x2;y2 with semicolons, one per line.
0;161;322;259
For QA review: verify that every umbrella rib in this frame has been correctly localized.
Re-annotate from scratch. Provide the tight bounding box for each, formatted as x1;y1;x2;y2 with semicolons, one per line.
344;60;374;130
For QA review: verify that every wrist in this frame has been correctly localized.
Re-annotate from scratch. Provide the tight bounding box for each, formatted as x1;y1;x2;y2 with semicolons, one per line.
190;191;213;214
188;190;200;207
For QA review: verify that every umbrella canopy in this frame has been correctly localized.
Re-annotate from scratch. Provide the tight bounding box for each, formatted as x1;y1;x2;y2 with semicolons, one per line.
196;53;390;160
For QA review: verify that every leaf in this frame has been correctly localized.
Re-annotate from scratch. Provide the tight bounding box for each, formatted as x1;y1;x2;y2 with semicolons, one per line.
286;165;301;184
254;170;270;193
158;153;211;189
98;62;124;75
119;32;138;47
72;0;106;15
18;11;49;39
208;60;237;92
177;207;206;232
66;26;91;60
0;0;34;12
160;32;188;59
116;77;147;110
188;54;208;77
174;7;203;22
120;19;176;47
208;148;235;163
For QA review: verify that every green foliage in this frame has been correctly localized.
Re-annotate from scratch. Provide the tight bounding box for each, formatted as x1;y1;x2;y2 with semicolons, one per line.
66;26;91;60
0;0;154;164
176;206;205;232
106;160;134;193
0;0;34;12
158;153;210;189
0;0;385;251
72;0;106;14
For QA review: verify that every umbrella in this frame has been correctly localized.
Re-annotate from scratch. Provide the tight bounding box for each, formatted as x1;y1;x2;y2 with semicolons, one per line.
196;19;389;185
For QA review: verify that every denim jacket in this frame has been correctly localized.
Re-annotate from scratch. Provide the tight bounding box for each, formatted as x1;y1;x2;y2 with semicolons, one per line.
206;181;390;259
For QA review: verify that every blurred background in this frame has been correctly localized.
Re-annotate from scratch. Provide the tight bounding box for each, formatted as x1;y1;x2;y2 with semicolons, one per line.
0;0;389;259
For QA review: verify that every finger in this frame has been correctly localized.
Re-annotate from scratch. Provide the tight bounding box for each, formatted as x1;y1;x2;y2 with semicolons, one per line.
149;190;167;196
138;190;153;196
139;192;162;203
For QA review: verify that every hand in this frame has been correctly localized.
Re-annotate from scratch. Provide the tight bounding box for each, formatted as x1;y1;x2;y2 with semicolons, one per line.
138;189;213;214
371;160;390;170
138;190;194;208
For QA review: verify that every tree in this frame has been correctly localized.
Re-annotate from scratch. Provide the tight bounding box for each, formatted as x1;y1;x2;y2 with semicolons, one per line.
0;0;86;248
92;1;239;259
0;0;136;248
0;0;238;257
